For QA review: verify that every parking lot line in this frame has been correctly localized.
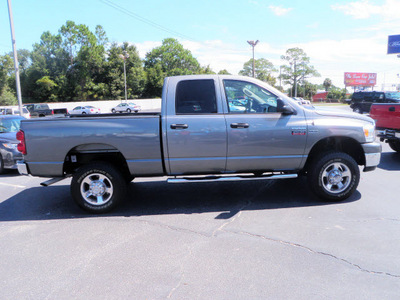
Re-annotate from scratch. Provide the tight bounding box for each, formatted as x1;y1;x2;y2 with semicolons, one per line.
0;182;26;189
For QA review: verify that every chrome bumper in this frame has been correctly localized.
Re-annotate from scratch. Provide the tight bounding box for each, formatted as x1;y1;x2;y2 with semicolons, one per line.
362;142;382;171
17;161;29;176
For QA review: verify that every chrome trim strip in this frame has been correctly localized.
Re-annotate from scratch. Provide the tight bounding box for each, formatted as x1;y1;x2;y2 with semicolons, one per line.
168;173;297;184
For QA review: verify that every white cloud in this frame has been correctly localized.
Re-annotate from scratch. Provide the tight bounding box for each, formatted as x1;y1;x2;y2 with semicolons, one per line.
134;35;399;89
135;41;162;58
268;5;293;16
331;0;400;20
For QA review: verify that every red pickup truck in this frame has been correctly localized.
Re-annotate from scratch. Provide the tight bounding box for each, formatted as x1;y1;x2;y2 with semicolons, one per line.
370;103;400;152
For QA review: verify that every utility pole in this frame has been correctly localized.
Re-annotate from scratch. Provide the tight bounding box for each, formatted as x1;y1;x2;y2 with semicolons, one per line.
119;50;129;101
7;0;23;116
247;40;259;78
294;60;297;97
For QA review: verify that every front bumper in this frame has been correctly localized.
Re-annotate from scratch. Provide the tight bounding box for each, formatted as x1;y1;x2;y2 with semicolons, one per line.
376;128;400;140
362;142;382;172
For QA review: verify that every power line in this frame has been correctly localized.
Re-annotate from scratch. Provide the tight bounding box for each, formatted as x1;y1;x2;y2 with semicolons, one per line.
99;0;248;54
99;0;196;42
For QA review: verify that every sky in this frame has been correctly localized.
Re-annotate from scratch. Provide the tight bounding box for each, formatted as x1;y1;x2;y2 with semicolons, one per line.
1;0;400;90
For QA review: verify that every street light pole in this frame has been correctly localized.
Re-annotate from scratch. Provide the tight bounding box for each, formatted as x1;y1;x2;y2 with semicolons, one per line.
247;40;259;78
7;0;23;116
119;50;129;101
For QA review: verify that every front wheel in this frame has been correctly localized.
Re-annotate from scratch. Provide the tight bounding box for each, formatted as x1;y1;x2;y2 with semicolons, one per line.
389;139;400;152
111;109;116;113
71;162;127;213
308;152;360;201
126;108;131;113
353;106;362;114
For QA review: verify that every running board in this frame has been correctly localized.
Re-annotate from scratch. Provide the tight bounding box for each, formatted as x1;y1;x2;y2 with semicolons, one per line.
40;177;68;187
167;173;297;184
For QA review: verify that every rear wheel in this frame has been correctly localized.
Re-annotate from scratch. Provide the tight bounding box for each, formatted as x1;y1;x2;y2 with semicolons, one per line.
71;162;127;213
126;108;131;113
308;152;359;201
389;140;400;153
0;156;4;174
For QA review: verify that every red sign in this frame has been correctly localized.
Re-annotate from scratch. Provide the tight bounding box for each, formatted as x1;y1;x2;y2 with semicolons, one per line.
344;72;377;87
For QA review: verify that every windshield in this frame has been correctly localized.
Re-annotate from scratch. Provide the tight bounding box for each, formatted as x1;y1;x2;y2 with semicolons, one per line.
386;92;400;100
0;117;22;133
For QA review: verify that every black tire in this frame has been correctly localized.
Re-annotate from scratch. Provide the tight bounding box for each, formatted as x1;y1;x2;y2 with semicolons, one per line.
82;111;86;114
353;106;362;114
70;162;127;213
388;140;400;153
0;156;4;174
308;152;360;201
126;108;131;113
111;109;116;113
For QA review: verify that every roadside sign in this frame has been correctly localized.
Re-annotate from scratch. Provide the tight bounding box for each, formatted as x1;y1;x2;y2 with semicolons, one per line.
388;35;400;54
344;72;377;87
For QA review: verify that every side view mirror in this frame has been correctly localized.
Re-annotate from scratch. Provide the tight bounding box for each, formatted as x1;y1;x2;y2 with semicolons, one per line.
277;99;296;115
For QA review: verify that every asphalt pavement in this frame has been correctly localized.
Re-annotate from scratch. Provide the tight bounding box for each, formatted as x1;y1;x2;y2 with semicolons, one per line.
0;106;399;299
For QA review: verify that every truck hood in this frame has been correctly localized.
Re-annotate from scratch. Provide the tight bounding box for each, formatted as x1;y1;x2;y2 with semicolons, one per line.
313;108;374;124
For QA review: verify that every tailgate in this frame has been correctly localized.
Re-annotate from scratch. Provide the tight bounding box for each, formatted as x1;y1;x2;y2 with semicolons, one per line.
370;104;400;129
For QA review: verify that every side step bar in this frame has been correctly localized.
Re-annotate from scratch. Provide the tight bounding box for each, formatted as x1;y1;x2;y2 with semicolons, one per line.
40;177;68;187
167;173;297;184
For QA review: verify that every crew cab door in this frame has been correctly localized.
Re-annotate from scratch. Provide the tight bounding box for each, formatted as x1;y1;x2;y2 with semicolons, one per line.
164;77;227;175
222;79;307;172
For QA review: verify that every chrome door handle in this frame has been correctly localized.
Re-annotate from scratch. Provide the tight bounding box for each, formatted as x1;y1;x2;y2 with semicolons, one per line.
170;124;189;129
230;123;249;129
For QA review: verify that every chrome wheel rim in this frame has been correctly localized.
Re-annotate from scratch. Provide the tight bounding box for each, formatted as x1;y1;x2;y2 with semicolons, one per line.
80;173;113;206
321;162;351;194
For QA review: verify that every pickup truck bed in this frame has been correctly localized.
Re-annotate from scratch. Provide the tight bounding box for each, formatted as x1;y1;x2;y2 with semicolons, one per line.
21;113;163;177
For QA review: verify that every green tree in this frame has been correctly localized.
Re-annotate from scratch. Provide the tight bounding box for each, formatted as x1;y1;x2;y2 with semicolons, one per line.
280;48;320;97
327;87;346;100
296;81;318;100
144;38;201;97
35;76;58;101
106;42;146;99
59;21;108;100
0;54;17;105
144;38;200;75
218;69;231;75
323;78;332;92
239;58;277;85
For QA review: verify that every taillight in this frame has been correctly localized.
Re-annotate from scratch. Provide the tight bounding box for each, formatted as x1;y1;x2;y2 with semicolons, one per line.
16;130;27;155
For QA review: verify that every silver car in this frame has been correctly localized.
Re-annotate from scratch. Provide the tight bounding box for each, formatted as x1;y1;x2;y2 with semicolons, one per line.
111;102;141;113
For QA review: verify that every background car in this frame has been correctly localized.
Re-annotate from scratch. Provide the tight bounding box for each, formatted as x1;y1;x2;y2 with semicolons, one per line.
0;106;30;119
0;115;25;174
292;97;311;105
111;102;141;113
70;105;101;115
350;91;400;114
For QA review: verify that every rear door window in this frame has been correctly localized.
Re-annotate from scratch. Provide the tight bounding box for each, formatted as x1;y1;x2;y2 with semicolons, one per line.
175;79;217;114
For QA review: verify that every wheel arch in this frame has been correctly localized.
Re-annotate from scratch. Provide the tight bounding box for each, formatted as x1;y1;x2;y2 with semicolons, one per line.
304;136;365;172
63;143;131;178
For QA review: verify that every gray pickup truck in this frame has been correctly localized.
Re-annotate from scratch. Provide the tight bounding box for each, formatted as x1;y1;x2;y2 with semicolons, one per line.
17;75;381;213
